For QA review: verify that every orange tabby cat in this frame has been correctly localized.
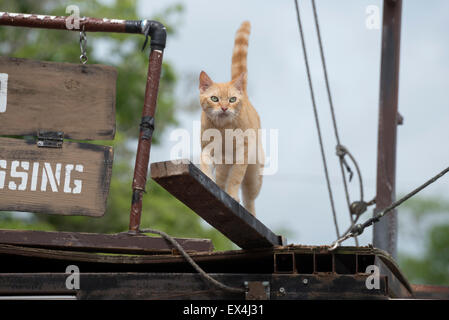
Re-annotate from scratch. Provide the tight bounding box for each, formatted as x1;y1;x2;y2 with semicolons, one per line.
199;21;264;216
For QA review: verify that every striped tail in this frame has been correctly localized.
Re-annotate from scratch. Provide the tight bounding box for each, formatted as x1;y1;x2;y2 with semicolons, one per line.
231;21;251;91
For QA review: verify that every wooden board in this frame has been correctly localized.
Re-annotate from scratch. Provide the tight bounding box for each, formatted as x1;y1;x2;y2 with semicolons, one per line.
150;160;284;249
0;56;116;140
0;230;214;254
0;137;113;217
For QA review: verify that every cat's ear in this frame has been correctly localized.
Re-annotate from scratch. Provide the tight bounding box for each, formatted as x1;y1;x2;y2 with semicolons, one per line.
233;72;246;92
199;71;213;93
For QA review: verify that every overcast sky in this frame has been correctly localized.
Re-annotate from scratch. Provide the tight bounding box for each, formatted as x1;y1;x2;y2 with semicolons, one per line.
139;0;449;254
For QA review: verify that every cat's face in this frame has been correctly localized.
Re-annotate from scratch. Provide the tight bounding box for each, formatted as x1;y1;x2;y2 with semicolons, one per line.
199;71;245;126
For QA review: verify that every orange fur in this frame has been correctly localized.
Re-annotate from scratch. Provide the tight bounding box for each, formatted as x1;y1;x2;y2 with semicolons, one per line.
231;21;251;91
199;21;264;216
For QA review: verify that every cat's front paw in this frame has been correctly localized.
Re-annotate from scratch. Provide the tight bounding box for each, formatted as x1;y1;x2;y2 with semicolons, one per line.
228;191;240;203
204;170;214;182
200;166;214;181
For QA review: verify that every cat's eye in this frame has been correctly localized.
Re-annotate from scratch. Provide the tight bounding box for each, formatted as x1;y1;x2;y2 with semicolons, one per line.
210;96;219;102
229;97;237;103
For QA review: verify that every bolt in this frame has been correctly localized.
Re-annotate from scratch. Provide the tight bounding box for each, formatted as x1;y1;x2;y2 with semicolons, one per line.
303;278;308;285
279;287;286;295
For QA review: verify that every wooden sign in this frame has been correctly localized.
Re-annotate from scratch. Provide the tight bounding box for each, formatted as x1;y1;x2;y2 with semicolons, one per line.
0;56;116;140
0;137;113;217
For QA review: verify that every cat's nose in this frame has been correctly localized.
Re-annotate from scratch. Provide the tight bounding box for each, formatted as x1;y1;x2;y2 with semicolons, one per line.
221;106;228;112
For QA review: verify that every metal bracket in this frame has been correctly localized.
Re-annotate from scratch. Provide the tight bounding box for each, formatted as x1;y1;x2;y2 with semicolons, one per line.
139;116;155;140
37;131;64;148
397;112;404;125
244;281;270;300
350;201;368;216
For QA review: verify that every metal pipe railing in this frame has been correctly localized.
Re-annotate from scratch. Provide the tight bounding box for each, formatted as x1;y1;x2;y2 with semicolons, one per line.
0;12;167;232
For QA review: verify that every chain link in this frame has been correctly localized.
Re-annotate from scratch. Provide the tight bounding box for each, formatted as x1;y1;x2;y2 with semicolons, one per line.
79;24;88;64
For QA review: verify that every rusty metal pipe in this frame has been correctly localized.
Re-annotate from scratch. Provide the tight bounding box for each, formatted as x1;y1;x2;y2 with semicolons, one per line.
129;49;164;232
0;12;143;33
373;0;403;260
0;13;167;51
0;12;167;232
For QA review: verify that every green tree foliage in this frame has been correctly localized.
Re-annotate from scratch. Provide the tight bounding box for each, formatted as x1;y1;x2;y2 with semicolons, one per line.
399;196;449;286
0;0;233;250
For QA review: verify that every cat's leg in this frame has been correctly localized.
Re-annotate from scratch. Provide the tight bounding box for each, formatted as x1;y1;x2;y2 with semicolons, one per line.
226;164;248;203
200;147;214;181
215;164;232;191
241;163;263;216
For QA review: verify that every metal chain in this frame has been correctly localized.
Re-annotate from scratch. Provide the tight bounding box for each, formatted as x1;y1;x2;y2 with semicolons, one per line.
294;0;341;238
329;165;449;250
79;23;88;64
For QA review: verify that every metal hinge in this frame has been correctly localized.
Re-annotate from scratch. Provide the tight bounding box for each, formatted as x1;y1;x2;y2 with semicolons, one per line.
37;131;64;148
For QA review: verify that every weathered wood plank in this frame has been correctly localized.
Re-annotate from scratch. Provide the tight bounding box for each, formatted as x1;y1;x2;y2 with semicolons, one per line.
0;230;213;254
0;273;389;300
150;160;284;249
0;137;113;217
0;56;116;140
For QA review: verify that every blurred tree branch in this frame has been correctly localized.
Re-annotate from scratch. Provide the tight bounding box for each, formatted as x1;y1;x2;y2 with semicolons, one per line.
399;196;449;286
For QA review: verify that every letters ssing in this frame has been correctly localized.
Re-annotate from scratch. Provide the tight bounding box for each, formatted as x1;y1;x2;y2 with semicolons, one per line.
0;160;84;194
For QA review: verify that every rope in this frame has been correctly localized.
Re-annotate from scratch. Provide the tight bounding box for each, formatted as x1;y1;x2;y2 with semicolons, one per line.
310;0;367;245
310;0;341;146
329;165;449;250
337;146;359;245
138;228;245;294
294;0;340;238
336;144;371;245
295;0;374;243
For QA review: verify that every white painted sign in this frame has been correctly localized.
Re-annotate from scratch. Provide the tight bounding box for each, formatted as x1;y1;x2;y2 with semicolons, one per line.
0;160;84;194
0;73;8;113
